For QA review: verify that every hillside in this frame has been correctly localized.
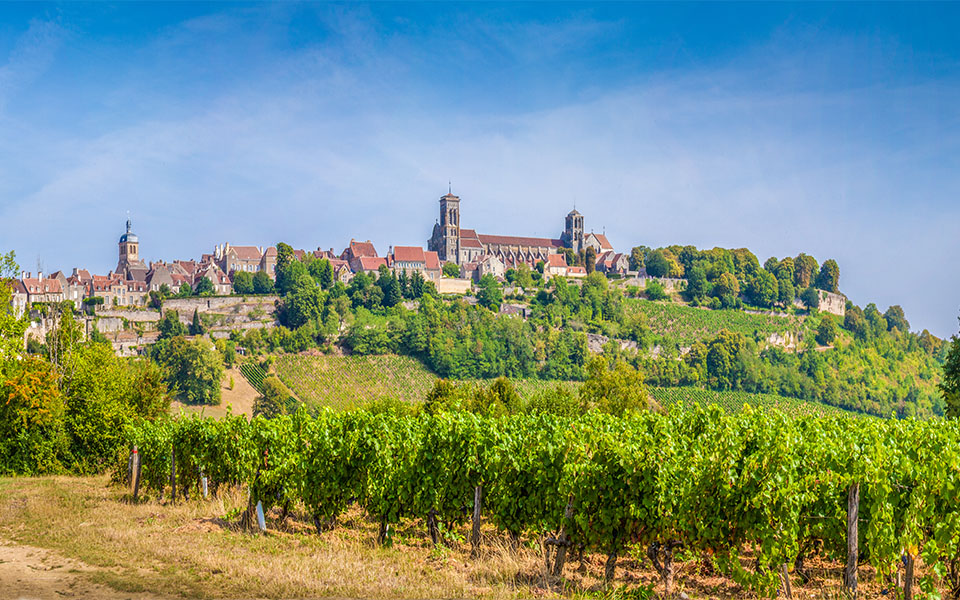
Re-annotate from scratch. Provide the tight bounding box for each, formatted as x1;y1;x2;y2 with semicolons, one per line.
269;352;860;417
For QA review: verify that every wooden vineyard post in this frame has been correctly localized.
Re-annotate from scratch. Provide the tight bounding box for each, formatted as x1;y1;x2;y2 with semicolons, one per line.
904;551;916;600
551;496;576;577
844;483;859;597
130;446;141;501
780;564;793;599
471;485;483;555
169;446;176;505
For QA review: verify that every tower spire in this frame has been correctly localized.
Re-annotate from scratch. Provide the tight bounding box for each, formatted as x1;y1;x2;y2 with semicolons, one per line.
448;181;452;195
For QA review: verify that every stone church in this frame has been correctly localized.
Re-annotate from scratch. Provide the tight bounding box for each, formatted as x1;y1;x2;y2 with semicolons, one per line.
427;190;604;268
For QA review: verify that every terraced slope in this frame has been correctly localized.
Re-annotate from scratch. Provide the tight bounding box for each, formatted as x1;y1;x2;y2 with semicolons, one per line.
626;298;804;347
271;353;860;417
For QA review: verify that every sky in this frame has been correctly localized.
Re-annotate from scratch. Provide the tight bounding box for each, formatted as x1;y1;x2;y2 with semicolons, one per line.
0;2;958;337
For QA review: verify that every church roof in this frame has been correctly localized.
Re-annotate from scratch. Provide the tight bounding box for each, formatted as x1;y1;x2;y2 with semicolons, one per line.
349;240;378;258
587;232;613;251
478;234;564;248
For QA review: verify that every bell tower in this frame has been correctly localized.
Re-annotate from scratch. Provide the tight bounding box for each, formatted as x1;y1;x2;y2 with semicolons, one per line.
438;189;461;263
563;208;584;252
116;218;143;275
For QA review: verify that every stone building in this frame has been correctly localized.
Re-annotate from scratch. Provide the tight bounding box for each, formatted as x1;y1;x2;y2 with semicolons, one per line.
427;190;606;269
116;219;148;281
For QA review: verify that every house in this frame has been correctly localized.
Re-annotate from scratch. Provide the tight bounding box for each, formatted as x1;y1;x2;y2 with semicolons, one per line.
583;232;613;255
260;247;277;278
49;271;86;306
194;263;232;295
596;251;629;275
352;256;387;275
329;259;353;283
544;254;568;279
12;273;63;315
215;244;264;275
566;266;587;279
424;250;442;282
341;239;379;264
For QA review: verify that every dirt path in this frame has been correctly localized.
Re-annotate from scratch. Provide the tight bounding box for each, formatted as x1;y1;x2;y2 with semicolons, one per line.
0;538;167;599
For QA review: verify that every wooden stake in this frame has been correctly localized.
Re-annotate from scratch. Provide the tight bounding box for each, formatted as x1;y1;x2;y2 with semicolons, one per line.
780;564;793;599
905;551;916;600
552;496;576;577
169;447;176;505
844;483;859;597
131;446;141;501
471;485;483;554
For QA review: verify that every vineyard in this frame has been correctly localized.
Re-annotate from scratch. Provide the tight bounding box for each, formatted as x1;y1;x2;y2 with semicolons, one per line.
269;353;856;417
274;354;437;409
238;362;267;393
626;298;804;347
649;387;858;417
125;408;960;598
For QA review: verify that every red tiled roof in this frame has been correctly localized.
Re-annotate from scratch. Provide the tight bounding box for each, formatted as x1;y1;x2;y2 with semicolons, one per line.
393;246;426;263
546;254;567;268
73;269;92;283
19;278;62;295
567;266;587;274
230;246;263;261
461;237;484;249
478;234;564;248
424;251;441;270
349;240;378;258
356;257;387;271
589;233;613;251
263;246;277;257
460;228;479;238
293;249;306;261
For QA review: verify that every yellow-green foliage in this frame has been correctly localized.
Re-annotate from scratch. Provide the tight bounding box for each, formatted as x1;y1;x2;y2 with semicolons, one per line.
625;298;802;346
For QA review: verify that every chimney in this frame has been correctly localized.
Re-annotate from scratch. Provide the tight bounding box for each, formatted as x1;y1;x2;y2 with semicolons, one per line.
72;267;78;277
38;270;42;280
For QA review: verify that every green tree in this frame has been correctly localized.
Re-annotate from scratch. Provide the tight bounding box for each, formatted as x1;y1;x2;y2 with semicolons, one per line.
816;316;838;346
712;272;740;301
579;357;651;416
799;286;820;311
747;270;778;308
233;271;254;294
189;308;205;336
778;278;795;306
685;264;709;300
0;356;68;475
476;274;502;311
793;253;819;288
154;337;224;405
157;310;186;340
585;246;597;274
942;319;960;418
883;305;910;333
176;283;192;297
816;259;840;292
194;276;214;296
645;279;669;301
442;262;460;278
309;258;334;290
0;250;28;369
253;375;289;418
253;270;274;294
629;246;646;271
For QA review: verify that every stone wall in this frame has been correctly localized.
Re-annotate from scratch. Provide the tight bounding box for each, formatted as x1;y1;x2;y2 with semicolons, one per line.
435;278;472;295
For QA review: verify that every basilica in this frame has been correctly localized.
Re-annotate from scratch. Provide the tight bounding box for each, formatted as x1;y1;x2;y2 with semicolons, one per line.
427;190;613;269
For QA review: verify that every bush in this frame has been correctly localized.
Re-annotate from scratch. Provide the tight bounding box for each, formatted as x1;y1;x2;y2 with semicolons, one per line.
253;376;288;418
645;280;669;301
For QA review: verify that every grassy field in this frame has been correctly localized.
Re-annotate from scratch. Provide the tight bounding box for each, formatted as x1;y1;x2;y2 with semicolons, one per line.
0;475;904;599
269;353;858;417
625;298;804;347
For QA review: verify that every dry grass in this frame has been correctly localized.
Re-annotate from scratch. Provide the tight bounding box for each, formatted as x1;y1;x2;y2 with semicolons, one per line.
0;475;945;599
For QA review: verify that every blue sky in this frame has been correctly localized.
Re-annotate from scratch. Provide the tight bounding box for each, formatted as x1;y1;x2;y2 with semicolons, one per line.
1;2;958;337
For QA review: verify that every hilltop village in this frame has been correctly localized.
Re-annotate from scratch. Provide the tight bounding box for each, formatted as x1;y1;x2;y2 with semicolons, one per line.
11;191;630;316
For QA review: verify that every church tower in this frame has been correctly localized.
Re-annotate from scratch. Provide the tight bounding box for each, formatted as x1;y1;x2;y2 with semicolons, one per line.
562;209;584;252
428;189;462;263
116;218;144;276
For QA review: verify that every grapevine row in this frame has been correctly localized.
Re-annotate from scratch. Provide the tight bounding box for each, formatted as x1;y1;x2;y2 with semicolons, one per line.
123;408;960;598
